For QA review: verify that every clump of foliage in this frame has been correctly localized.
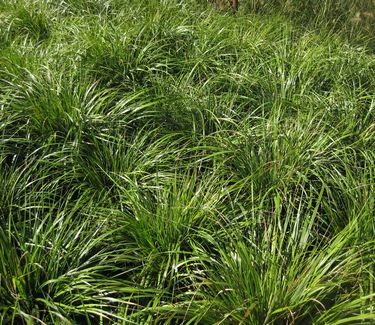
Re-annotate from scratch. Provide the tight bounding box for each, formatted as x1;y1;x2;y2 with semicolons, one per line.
0;0;374;323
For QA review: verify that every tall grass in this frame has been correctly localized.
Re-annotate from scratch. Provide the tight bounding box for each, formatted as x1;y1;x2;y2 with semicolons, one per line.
1;0;374;323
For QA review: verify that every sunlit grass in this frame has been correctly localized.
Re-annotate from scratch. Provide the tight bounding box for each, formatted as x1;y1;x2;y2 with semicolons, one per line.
1;0;374;323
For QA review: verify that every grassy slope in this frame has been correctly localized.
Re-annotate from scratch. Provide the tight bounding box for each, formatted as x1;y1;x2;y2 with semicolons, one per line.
0;0;374;323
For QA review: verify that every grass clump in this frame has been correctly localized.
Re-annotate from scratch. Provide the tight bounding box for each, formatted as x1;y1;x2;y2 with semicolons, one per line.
1;0;375;323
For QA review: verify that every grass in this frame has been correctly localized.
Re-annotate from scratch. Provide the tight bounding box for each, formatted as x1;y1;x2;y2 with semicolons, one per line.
0;0;375;323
